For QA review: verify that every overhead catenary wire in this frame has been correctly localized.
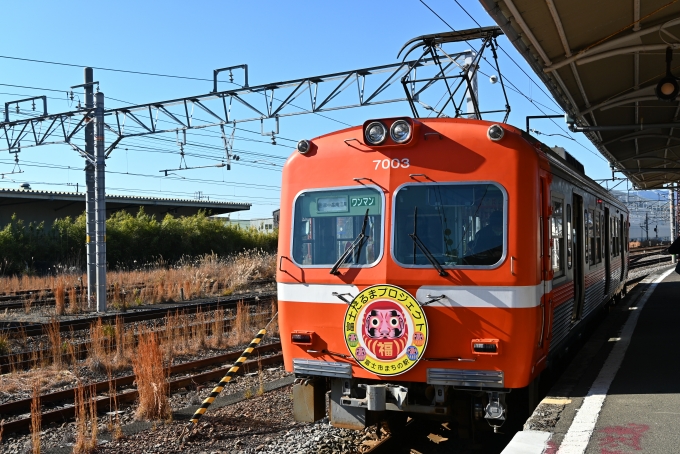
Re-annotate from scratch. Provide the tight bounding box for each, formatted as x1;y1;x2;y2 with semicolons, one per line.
417;0;609;164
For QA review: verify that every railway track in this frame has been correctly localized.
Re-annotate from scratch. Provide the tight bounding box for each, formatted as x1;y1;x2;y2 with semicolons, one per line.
0;290;276;338
0;278;274;311
0;307;274;373
0;342;283;435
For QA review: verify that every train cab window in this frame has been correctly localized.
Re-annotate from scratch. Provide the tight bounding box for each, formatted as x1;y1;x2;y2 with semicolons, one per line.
392;183;506;268
291;187;383;268
567;204;572;269
551;199;564;277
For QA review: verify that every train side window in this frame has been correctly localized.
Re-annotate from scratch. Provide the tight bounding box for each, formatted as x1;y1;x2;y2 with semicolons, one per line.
612;217;618;257
585;209;592;265
609;217;616;257
551;198;564;277
567;204;572;269
595;212;602;264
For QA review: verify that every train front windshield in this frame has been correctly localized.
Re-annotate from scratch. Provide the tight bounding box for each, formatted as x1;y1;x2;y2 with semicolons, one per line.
393;183;506;267
292;188;383;267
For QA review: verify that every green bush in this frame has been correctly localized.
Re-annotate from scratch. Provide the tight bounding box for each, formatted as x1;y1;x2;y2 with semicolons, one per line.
0;209;277;275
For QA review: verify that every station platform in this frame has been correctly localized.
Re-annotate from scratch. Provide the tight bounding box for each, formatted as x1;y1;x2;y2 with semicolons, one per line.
503;265;680;454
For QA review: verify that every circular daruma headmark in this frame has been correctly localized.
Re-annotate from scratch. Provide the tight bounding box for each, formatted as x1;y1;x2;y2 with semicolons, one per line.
343;284;428;376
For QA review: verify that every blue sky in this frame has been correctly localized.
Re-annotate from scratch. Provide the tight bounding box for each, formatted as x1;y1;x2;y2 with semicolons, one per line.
0;0;668;231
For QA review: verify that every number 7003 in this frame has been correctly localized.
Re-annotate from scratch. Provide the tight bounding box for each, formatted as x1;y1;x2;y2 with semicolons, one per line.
373;158;410;170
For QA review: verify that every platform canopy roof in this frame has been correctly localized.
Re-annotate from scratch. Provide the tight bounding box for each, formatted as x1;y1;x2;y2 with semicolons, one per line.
480;0;680;189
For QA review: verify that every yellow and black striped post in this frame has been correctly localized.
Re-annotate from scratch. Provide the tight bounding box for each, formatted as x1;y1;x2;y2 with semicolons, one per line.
178;316;276;443
191;329;265;423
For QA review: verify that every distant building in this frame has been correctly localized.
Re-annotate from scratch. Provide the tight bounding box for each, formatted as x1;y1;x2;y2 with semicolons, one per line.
273;209;280;229
223;217;275;232
0;188;250;228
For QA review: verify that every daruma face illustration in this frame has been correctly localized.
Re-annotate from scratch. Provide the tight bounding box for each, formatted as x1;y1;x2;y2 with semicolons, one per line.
361;301;408;360
365;306;405;339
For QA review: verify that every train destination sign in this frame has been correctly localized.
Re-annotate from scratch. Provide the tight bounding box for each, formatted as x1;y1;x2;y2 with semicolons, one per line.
343;284;428;376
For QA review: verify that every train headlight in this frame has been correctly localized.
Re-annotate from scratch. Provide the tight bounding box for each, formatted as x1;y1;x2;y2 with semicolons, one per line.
365;121;387;145
390;119;412;143
487;124;505;142
297;139;311;154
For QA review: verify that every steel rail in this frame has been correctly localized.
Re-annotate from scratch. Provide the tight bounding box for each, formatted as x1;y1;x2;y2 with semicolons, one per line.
0;307;274;373
0;290;276;338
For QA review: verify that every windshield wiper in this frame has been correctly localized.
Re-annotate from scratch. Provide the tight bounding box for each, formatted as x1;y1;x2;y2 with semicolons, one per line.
409;206;448;277
330;209;370;275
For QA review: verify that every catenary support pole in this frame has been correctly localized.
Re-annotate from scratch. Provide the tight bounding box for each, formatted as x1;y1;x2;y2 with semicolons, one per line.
95;92;106;312
84;68;96;308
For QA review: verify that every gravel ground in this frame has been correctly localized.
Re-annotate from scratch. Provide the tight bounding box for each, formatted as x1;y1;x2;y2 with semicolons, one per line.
93;383;374;454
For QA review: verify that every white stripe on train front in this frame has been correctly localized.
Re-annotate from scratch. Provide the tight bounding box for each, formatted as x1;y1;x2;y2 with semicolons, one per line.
416;285;543;308
277;283;360;304
278;283;544;308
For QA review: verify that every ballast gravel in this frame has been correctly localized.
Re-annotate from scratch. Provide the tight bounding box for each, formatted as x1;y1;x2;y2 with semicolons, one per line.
91;379;374;454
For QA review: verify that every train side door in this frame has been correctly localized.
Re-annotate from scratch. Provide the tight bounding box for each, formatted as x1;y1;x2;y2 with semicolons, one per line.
604;207;611;296
572;194;585;321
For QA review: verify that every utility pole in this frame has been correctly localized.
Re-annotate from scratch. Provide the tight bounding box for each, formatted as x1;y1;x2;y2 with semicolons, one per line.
95;92;106;312
84;68;96;308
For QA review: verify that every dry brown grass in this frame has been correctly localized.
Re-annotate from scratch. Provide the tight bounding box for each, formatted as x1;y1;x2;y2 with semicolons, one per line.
211;308;225;349
270;298;279;337
0;252;275;311
232;300;252;345
31;378;41;454
46;318;61;370
132;330;170;421
54;280;65;316
87;319;109;373
68;285;79;314
73;381;97;453
0;292;279;399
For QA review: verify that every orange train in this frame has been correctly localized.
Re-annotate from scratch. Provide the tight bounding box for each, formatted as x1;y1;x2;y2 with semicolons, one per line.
277;117;628;432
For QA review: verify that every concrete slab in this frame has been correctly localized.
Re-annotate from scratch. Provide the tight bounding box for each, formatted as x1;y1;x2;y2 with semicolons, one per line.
585;271;680;454
501;430;553;454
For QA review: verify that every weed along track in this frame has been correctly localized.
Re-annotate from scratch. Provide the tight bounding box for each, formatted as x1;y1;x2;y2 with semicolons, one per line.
0;343;283;435
0;289;276;338
0;288;284;453
0;299;277;374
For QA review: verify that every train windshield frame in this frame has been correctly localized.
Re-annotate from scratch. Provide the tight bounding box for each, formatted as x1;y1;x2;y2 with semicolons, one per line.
392;182;508;269
291;186;384;268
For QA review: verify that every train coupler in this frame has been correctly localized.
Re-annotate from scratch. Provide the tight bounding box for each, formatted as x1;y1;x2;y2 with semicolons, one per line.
342;383;408;411
484;391;506;433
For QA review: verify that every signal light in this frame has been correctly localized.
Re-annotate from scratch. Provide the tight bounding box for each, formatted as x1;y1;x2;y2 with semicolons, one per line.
291;331;314;345
472;339;499;355
487;124;504;142
297;139;311;154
